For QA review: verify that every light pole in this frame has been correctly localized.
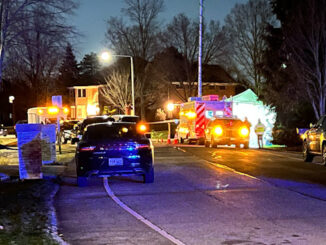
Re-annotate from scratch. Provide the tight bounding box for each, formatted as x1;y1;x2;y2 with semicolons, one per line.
198;0;203;97
100;52;135;116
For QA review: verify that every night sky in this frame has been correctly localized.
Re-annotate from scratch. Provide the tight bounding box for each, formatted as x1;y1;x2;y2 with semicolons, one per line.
71;0;247;60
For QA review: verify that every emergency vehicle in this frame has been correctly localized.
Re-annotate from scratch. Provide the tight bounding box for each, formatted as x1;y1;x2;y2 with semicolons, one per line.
27;106;69;124
176;95;233;144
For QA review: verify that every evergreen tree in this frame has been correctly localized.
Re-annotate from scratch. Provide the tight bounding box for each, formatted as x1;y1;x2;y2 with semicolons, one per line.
59;43;79;87
78;52;102;85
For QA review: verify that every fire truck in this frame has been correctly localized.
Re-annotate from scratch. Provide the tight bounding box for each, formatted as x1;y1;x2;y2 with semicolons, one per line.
176;95;233;144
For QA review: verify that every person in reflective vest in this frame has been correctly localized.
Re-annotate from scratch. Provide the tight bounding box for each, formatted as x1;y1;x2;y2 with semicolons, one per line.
255;119;266;149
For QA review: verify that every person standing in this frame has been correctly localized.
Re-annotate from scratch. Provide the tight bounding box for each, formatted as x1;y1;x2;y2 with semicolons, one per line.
255;119;266;149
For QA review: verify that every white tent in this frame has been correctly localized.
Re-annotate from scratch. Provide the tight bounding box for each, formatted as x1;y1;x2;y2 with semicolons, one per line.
226;89;276;148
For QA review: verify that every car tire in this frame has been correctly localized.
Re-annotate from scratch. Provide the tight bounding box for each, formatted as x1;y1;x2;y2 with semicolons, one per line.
61;136;67;144
303;141;313;162
322;144;326;166
143;168;154;183
77;176;88;187
197;138;205;145
244;142;249;149
210;136;216;148
204;139;210;147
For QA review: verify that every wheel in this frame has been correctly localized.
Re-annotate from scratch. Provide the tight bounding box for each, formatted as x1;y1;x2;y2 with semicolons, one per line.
61;136;67;144
244;142;249;149
143;168;154;183
322;144;326;166
197;138;205;145
210;136;216;148
204;139;210;147
77;176;88;187
303;141;313;162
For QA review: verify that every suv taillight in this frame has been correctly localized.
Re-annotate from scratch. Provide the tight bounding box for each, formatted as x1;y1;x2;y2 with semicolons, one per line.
79;146;96;152
136;143;150;149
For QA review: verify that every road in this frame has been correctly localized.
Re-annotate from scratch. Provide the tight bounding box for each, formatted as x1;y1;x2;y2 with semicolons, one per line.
181;145;326;200
55;145;326;245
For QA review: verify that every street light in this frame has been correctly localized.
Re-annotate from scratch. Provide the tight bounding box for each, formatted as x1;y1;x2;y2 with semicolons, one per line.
9;96;15;125
100;51;135;116
167;102;175;112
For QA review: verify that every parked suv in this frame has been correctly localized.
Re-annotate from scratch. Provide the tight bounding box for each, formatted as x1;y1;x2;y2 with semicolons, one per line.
302;115;326;164
75;122;154;186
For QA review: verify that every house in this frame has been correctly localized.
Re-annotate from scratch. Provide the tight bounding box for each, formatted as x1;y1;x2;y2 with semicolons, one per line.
68;85;101;119
170;64;246;103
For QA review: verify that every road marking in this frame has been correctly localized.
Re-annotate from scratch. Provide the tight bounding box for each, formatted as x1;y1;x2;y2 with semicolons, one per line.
206;161;259;180
103;178;185;245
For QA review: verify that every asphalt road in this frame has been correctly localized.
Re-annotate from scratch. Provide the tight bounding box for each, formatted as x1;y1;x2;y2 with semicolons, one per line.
55;145;326;245
180;145;326;200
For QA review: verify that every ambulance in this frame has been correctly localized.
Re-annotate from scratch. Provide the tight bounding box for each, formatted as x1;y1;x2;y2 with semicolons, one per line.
27;106;69;124
176;95;233;144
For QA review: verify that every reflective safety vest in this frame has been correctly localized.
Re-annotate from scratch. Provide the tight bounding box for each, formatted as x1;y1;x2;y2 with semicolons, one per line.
255;123;266;135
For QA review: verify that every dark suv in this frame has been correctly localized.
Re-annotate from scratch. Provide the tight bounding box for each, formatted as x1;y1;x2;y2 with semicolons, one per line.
75;122;154;186
303;115;326;164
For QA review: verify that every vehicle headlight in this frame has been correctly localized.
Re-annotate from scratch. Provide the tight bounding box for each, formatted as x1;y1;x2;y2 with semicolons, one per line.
214;126;223;136
239;127;249;137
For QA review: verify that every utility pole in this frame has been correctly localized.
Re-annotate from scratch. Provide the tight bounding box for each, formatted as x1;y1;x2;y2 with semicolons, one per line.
198;0;203;97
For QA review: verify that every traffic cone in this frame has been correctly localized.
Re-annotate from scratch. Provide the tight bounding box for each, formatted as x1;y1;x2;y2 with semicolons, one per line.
173;138;178;144
167;138;171;144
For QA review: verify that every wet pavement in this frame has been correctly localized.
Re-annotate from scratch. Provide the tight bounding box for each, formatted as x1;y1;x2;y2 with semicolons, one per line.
55;146;326;245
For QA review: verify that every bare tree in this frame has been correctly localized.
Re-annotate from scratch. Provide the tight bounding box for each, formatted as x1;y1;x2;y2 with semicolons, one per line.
0;0;77;89
283;0;326;119
159;14;230;101
225;0;276;95
105;0;164;119
101;67;141;112
105;0;164;60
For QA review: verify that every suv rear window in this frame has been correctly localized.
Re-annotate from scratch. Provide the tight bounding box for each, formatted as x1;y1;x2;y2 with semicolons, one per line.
81;117;115;131
84;124;139;141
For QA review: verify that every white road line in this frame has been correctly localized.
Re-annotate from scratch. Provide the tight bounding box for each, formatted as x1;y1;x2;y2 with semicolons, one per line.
205;161;260;180
103;178;185;245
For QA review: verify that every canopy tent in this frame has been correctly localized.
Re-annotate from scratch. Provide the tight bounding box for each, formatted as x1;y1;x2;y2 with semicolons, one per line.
226;89;276;148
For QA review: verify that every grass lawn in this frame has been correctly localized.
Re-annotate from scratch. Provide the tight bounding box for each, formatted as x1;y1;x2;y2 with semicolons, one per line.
0;179;60;244
150;130;168;140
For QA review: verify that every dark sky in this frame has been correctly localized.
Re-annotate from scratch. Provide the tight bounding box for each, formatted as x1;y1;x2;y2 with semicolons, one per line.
71;0;247;60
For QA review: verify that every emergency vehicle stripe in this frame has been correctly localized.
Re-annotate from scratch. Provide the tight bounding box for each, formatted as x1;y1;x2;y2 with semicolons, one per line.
224;103;232;117
196;103;205;129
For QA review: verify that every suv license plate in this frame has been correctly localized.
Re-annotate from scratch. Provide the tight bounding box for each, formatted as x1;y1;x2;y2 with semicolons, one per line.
109;158;123;166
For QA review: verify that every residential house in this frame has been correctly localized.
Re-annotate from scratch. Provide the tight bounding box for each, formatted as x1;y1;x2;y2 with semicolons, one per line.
68;85;102;119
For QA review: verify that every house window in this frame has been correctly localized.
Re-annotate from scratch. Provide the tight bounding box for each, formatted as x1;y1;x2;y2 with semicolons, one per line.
219;86;226;90
77;105;86;119
78;89;86;98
